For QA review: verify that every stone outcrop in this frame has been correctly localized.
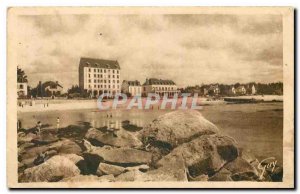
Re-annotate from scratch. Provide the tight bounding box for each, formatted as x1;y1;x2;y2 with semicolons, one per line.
85;128;143;148
156;135;239;177
18;110;283;183
88;144;153;165
22;155;80;182
139;110;219;150
97;163;126;176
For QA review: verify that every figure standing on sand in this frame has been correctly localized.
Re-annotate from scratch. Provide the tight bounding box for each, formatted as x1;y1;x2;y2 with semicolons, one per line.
56;117;60;131
35;121;42;136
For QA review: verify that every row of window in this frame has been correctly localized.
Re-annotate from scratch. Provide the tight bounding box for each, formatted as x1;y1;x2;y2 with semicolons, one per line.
88;79;120;84
147;86;176;91
88;74;119;79
88;68;119;74
89;85;120;89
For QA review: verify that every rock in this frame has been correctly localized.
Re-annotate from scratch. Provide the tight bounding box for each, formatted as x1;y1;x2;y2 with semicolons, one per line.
115;170;144;182
266;165;283;182
116;154;188;182
88;145;153;165
126;164;150;172
97;163;126;176
77;153;103;175
19;139;81;168
85;128;143;148
18;133;37;144
33;150;57;166
157;135;238;177
19;145;51;167
189;174;209;181
56;139;82;155
139;110;219;149
63;154;84;164
208;168;233;181
22;155;80;182
31;132;59;145
62;175;115;182
18;142;35;154
224;157;259;181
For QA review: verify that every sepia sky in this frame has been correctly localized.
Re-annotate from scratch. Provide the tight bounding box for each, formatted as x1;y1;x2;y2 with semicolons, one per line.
16;14;283;90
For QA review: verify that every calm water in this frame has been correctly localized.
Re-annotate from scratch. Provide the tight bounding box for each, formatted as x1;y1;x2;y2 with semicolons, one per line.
18;102;283;165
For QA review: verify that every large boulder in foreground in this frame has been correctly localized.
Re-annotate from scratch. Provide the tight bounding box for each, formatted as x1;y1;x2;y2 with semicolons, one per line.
22;155;80;182
85;128;143;148
139;110;219;149
156;135;239;178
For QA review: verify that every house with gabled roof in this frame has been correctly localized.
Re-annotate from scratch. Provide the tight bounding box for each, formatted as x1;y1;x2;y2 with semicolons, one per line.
142;78;178;97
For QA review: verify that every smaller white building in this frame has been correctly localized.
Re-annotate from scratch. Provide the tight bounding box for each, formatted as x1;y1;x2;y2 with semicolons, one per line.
251;85;256;95
17;82;28;97
121;80;142;96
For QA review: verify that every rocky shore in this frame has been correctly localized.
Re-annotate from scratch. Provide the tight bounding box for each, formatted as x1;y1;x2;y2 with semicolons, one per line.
18;110;283;182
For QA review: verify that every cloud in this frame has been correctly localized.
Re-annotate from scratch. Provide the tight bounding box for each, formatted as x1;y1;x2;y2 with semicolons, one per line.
16;13;283;91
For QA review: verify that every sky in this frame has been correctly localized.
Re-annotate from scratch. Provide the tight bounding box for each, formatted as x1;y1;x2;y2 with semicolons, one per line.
16;14;283;90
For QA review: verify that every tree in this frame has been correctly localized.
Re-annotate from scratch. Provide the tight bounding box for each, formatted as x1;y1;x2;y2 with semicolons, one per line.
67;85;90;98
17;66;28;83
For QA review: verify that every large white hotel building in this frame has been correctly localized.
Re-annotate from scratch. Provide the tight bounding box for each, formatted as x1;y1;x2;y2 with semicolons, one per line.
79;57;121;97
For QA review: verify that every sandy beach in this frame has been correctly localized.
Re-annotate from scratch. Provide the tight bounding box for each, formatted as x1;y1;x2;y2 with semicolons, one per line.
17;95;283;113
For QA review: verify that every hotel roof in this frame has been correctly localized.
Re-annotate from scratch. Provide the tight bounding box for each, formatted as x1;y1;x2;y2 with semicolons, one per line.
79;57;120;69
123;80;141;86
143;78;176;85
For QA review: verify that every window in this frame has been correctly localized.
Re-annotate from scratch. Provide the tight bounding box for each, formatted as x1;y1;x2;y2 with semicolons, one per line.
104;80;106;83
117;70;119;74
108;75;110;78
100;75;103;78
113;70;115;73
94;74;96;78
113;75;115;78
94;85;96;88
108;80;111;83
88;79;91;83
117;80;119;83
88;68;91;72
94;69;96;73
98;69;100;73
94;80;96;83
104;69;106;73
101;69;103;73
19;84;24;89
117;75;119;78
89;85;91;88
88;74;90;78
108;85;110;88
113;80;115;83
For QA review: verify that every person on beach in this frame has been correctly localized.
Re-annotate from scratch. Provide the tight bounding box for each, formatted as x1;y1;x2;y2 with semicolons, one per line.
35;121;42;136
56;117;60;131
